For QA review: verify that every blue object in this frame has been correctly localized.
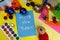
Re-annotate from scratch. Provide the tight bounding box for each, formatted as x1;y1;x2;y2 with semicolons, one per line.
9;28;12;31
26;3;30;6
11;31;14;34
16;11;36;37
20;8;27;14
5;8;15;14
55;6;60;10
5;23;8;26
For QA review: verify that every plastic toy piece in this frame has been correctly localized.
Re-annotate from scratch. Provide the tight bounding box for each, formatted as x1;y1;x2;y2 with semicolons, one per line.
7;25;10;28
5;23;18;38
2;25;5;29
5;8;15;15
13;34;17;37
4;16;7;20
8;34;12;37
11;31;14;34
9;15;13;19
0;0;13;10
20;8;27;14
37;26;49;40
42;15;47;20
33;5;41;13
6;31;9;34
39;32;49;40
9;28;12;31
1;26;12;40
11;0;21;10
26;3;30;6
52;16;57;23
30;2;35;7
1;23;18;40
16;37;19;40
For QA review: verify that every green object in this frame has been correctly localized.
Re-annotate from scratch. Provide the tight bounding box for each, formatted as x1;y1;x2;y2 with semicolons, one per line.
57;3;60;8
16;37;19;40
51;3;60;21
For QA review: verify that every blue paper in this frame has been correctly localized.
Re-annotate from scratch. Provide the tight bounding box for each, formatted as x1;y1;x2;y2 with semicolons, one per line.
16;11;36;37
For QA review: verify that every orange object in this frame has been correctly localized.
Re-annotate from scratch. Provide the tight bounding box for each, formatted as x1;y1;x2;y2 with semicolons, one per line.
11;0;21;10
0;0;21;11
0;7;3;11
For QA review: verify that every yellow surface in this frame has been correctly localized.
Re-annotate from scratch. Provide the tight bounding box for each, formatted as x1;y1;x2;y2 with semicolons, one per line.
0;11;18;40
0;0;60;40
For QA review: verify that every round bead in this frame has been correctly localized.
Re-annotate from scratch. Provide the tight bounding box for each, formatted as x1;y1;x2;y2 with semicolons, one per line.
5;8;15;15
11;31;14;34
4;28;7;31
8;34;12;37
26;3;30;6
20;8;27;14
16;37;19;40
30;2;35;7
7;25;10;28
10;36;14;40
13;34;17;37
6;31;9;34
9;28;12;31
4;16;7;20
2;26;5;29
5;22;8;26
9;15;13;19
52;16;57;23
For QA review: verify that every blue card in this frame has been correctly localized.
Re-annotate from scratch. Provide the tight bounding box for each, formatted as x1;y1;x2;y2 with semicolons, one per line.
16;11;36;37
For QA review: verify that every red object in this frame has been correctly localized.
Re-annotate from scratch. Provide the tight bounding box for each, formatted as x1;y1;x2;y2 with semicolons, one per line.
4;16;7;20
5;0;21;10
4;28;7;31
38;33;49;40
11;0;21;10
52;17;57;23
51;6;55;10
2;26;5;29
6;31;9;34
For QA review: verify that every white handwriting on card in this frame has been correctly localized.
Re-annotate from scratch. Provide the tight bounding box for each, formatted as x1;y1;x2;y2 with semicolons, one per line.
20;26;34;30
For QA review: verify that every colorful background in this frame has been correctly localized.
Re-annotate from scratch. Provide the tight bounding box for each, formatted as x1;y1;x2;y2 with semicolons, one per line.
0;0;60;40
